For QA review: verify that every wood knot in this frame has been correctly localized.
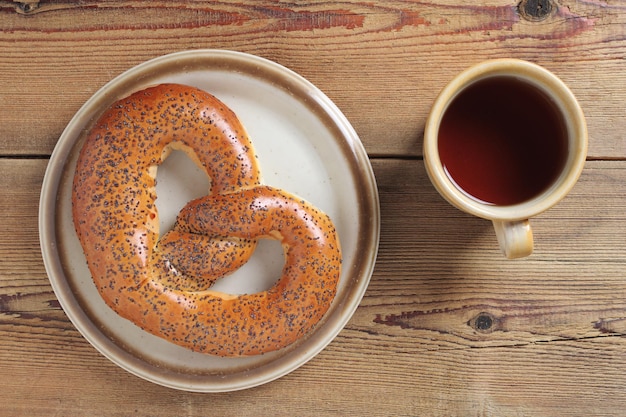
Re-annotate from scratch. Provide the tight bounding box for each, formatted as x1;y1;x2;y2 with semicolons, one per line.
518;0;554;22
14;1;40;14
469;312;498;333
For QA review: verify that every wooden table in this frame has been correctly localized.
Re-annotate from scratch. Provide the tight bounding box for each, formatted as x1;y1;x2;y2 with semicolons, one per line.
2;1;625;415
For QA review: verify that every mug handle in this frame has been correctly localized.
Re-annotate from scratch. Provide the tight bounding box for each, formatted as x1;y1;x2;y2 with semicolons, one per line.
492;220;534;259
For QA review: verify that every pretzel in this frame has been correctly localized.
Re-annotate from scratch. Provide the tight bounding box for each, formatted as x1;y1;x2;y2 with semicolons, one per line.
72;83;341;356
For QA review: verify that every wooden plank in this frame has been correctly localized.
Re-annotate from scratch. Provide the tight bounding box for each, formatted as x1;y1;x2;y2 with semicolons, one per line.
1;157;626;415
0;159;49;290
4;334;626;416
0;1;624;158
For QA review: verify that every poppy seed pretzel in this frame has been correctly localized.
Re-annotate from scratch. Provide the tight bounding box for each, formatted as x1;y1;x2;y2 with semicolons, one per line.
72;83;341;356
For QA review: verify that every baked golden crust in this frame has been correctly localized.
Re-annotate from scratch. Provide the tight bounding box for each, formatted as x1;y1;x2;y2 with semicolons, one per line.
71;83;341;356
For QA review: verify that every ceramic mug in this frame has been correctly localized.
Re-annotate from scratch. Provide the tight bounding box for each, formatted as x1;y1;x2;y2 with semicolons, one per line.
424;59;588;259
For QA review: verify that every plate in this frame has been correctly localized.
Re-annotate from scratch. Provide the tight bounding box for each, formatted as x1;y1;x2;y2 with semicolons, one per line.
39;50;379;392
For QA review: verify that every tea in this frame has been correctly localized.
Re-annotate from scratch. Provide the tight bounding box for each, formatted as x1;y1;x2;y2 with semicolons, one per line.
438;76;568;206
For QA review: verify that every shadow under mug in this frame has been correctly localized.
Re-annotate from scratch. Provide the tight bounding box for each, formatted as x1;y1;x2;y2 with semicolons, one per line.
424;59;588;259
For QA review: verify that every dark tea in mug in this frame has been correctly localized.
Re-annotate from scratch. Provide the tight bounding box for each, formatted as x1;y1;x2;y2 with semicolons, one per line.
437;76;568;206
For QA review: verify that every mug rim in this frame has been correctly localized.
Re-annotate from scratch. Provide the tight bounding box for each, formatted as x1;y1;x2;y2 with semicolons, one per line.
424;58;588;221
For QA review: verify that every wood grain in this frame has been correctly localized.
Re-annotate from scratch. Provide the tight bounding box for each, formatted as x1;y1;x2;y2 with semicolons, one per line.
0;0;624;158
1;158;625;416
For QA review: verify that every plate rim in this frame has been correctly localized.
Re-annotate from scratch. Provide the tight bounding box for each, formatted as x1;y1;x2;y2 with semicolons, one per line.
39;49;380;392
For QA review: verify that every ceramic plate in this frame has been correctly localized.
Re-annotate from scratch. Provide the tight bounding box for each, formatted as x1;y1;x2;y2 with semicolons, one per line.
39;50;379;392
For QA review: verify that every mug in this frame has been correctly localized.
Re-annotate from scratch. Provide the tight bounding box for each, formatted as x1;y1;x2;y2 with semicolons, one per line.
423;59;588;259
